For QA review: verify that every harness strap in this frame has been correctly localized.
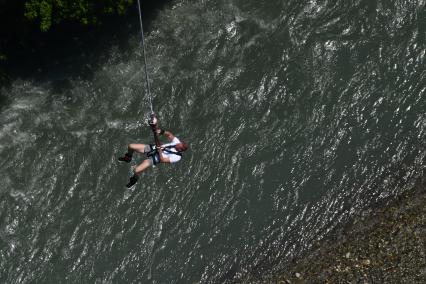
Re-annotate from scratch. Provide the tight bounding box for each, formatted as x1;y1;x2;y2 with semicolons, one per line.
163;148;182;157
146;145;182;158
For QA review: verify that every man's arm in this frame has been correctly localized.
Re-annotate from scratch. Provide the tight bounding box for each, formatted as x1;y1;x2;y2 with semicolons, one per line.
155;129;175;143
152;130;171;163
157;147;171;163
163;130;175;142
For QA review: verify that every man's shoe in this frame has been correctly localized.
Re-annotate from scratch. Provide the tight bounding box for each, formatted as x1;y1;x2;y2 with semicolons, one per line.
126;174;139;188
118;154;132;163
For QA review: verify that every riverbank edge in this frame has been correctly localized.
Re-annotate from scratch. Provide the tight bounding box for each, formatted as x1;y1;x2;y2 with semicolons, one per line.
264;174;426;283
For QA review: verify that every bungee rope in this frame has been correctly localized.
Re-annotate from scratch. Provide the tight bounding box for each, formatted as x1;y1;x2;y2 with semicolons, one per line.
136;0;154;115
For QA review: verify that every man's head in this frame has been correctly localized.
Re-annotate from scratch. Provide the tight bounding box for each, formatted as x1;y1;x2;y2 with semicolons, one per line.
175;142;189;152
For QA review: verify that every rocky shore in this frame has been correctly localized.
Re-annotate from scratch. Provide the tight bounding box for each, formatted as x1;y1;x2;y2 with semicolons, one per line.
267;177;426;283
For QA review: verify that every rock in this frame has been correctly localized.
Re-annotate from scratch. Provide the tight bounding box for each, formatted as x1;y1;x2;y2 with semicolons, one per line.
268;187;426;283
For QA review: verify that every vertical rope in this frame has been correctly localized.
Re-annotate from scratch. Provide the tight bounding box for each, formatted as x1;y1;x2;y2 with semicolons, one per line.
136;0;154;114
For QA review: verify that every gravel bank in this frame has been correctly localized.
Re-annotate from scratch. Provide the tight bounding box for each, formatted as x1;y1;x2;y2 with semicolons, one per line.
271;177;426;283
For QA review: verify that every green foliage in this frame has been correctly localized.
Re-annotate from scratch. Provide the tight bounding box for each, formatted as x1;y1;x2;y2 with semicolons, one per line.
24;0;134;31
0;68;9;86
0;50;9;85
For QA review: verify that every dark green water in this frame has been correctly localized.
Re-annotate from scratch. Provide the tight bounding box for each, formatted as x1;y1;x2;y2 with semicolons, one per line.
1;0;425;282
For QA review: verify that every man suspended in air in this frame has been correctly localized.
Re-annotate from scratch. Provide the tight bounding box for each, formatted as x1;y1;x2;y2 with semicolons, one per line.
118;114;189;188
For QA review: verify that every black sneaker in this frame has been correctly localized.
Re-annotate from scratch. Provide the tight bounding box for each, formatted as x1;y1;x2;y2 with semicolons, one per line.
118;154;132;163
126;175;139;188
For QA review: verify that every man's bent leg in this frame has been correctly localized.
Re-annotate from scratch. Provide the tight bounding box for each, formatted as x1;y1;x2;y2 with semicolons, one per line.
128;143;149;155
134;159;153;175
126;159;153;188
119;143;149;163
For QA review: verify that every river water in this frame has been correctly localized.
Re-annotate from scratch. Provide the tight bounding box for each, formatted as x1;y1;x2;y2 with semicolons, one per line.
1;0;425;282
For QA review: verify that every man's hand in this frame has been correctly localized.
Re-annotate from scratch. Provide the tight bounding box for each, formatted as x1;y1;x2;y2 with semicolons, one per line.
148;113;158;130
149;120;159;135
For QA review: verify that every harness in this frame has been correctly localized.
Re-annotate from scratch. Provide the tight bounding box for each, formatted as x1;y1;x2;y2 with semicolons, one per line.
146;145;182;164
